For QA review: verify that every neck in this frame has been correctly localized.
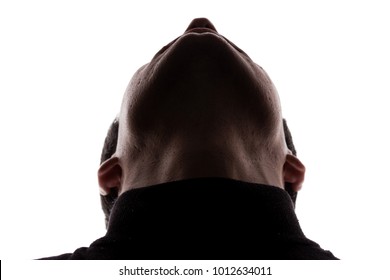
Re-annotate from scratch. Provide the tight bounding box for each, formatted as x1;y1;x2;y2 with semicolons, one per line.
118;133;285;194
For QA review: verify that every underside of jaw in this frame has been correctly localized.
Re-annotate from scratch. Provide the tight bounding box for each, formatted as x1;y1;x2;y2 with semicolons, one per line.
119;133;285;193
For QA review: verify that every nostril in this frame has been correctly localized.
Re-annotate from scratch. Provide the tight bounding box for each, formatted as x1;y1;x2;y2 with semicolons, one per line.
185;18;218;32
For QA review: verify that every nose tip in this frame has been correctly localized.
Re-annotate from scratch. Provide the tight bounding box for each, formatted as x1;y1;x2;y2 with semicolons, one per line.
185;18;218;32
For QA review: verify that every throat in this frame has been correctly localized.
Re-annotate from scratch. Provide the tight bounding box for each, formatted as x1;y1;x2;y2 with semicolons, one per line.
121;140;284;193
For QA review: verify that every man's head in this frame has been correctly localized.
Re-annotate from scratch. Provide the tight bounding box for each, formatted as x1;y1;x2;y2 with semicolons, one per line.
98;18;305;224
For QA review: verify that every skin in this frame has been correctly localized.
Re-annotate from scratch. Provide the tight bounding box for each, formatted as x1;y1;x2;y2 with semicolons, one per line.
98;18;305;196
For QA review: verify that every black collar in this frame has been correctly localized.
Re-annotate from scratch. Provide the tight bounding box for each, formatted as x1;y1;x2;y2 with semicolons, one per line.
41;178;338;259
106;178;305;241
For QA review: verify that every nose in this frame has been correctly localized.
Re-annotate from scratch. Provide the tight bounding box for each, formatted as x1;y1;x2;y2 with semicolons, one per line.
185;18;218;33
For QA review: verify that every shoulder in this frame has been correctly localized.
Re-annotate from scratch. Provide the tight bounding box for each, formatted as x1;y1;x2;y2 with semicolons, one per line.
38;247;89;260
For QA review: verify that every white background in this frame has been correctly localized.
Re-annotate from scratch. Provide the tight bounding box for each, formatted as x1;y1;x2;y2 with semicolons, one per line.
1;0;389;260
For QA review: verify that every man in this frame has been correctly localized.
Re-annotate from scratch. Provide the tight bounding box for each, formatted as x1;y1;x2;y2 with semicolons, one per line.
42;18;337;259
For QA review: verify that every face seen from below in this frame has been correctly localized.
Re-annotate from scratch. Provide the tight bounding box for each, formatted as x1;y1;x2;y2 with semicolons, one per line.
124;18;282;138
99;18;305;197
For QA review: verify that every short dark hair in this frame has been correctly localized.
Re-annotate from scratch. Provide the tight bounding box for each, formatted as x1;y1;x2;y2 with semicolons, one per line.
283;119;298;207
100;118;119;228
99;118;298;227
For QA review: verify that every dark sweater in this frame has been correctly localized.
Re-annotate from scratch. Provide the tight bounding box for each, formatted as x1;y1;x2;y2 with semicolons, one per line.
41;178;337;260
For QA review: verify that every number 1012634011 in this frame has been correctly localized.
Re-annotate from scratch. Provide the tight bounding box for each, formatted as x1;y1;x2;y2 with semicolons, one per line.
212;266;272;276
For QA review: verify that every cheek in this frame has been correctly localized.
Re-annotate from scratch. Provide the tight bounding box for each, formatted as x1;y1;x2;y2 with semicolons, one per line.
247;66;283;130
254;65;281;109
120;65;167;138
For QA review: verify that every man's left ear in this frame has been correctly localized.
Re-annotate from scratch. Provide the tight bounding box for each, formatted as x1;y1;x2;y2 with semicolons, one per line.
283;154;306;192
98;157;122;196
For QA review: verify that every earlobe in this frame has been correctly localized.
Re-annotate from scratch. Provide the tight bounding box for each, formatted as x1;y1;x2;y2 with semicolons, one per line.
98;157;122;196
283;154;306;192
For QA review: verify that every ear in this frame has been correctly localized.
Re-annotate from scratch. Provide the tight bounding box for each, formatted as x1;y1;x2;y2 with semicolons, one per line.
283;154;306;192
98;157;122;196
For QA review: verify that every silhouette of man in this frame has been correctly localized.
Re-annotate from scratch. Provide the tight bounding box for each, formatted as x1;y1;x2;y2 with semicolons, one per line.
42;18;337;260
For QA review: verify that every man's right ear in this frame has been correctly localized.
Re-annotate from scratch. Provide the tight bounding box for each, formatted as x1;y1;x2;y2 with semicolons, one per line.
98;157;122;196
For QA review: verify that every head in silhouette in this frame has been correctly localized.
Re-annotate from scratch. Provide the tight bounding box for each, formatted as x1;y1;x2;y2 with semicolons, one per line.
98;18;305;226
